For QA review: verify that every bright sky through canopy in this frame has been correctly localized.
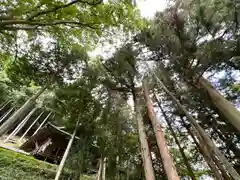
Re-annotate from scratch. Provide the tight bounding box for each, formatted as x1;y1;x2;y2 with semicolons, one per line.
137;0;167;18
88;0;167;58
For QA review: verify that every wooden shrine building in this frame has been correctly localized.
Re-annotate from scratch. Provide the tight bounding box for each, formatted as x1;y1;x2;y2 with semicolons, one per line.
20;122;79;164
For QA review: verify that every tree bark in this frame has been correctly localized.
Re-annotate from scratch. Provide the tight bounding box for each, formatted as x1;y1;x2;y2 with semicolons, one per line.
179;116;224;180
155;95;196;180
192;124;232;180
0;106;15;123
19;111;44;142
142;80;179;180
4;107;37;143
33;112;52;136
0;101;11;112
97;156;104;180
190;127;225;180
54;121;79;180
147;64;240;180
102;157;106;180
132;88;156;180
0;82;50;136
198;77;240;132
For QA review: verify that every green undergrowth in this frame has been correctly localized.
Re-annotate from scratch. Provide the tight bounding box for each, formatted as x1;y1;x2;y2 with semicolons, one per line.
0;147;94;180
0;147;58;180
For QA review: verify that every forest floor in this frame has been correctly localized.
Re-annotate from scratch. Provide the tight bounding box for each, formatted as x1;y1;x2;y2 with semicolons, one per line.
0;147;95;180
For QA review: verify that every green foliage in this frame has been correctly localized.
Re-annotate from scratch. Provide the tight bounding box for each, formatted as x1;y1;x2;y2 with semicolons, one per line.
0;0;239;179
0;148;57;180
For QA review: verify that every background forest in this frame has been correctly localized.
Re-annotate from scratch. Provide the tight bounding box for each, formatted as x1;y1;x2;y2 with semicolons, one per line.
0;0;239;179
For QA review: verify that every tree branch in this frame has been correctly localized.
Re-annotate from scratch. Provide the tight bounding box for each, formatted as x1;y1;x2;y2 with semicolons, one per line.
0;20;99;30
28;0;103;20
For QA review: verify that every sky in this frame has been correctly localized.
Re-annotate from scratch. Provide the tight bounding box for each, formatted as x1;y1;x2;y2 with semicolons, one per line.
88;0;167;58
137;0;167;18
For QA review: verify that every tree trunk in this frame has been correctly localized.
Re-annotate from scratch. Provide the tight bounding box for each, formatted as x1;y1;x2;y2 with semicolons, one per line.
54;121;79;180
147;65;240;180
132;88;156;180
97;156;104;180
102;157;106;180
0;106;15;123
192;124;231;180
190;127;225;180
33;112;52;136
179;116;224;180
0;101;11;112
0;82;50;136
154;95;196;180
198;77;240;132
142;80;179;180
19;111;44;142
4;107;37;143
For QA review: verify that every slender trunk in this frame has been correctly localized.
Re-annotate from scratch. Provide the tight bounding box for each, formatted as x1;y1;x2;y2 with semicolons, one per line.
4;107;37;143
97;156;104;180
192;125;231;180
0;106;15;123
19;111;44;142
147;64;240;180
190;127;225;180
102;157;106;180
155;95;196;180
0;101;11;112
212;153;232;180
33;112;52;135
142;81;179;180
132;88;156;180
126;160;130;180
0;82;50;136
54;121;79;180
179;117;224;179
198;77;240;132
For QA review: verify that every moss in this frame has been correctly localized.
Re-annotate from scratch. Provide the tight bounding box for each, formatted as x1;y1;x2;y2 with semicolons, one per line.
0;147;57;180
0;148;95;180
80;175;96;180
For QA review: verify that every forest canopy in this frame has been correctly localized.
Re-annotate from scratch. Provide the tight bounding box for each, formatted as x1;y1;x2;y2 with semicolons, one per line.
0;0;239;179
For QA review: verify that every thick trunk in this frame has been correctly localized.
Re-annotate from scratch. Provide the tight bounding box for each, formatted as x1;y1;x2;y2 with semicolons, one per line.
4;107;37;143
155;95;196;180
198;77;240;132
54;121;78;180
132;89;156;180
148;66;240;180
19;111;44;142
0;83;50;136
143;81;179;180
